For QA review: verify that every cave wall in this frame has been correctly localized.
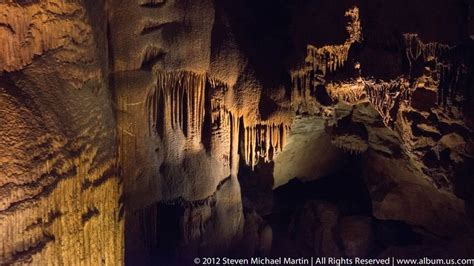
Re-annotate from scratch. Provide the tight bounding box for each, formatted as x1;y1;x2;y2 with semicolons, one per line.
0;0;473;264
0;0;123;264
211;0;473;195
215;0;474;258
108;0;244;263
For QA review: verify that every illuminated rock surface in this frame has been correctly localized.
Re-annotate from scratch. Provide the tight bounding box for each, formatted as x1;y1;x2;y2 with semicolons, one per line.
1;0;474;264
0;0;123;264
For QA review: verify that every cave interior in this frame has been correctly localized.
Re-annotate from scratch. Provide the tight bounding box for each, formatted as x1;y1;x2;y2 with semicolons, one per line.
1;0;474;265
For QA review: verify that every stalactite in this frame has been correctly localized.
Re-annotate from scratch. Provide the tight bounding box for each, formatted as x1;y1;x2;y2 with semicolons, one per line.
363;78;411;128
147;71;206;147
305;44;352;76
292;7;362;111
209;100;241;176
290;70;312;111
436;62;468;107
229;112;241;177
242;122;290;170
326;77;412;128
403;34;470;108
147;72;292;173
305;7;361;76
326;80;366;104
403;33;451;67
206;77;241;177
209;78;230;128
325;77;413;128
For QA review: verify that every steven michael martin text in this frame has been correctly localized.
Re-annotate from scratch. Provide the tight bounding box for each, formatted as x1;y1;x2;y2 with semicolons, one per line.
213;257;310;265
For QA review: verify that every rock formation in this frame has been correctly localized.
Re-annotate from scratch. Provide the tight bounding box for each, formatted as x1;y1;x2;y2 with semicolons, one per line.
1;0;473;264
0;0;122;264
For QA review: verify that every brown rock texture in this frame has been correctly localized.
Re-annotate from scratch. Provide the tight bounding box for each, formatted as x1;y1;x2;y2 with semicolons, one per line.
0;0;122;264
109;0;245;263
1;0;474;264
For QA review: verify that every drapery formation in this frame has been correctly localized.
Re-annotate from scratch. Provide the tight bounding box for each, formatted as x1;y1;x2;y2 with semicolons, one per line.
242;123;290;170
291;7;362;113
404;33;469;108
363;79;411;128
146;71;291;170
147;71;206;149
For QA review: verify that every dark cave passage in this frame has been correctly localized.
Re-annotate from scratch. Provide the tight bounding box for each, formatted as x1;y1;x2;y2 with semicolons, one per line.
238;151;465;261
